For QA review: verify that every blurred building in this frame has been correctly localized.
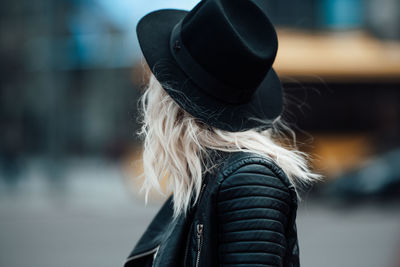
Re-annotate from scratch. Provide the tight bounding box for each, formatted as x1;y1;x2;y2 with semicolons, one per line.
0;0;142;162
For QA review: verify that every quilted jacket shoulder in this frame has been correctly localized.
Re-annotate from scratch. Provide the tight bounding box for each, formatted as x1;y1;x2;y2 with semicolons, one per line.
215;154;299;266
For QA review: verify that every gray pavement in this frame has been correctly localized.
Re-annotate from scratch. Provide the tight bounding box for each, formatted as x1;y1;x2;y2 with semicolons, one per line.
0;158;399;267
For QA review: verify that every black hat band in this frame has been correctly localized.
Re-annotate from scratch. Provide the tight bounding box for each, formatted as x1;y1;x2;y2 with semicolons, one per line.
169;19;253;104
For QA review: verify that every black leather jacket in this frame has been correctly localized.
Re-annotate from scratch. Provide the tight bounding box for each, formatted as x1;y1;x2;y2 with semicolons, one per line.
124;150;300;267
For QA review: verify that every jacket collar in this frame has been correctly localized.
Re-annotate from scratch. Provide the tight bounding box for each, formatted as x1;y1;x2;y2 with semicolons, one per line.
125;195;195;267
126;195;175;260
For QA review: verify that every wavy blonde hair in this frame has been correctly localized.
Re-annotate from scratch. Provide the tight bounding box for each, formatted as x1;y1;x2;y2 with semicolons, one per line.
136;71;322;218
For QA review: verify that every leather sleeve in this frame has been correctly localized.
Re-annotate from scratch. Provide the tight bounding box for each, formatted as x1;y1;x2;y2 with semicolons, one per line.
217;163;292;267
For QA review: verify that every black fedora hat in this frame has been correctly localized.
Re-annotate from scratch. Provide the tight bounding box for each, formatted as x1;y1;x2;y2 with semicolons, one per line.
136;0;283;132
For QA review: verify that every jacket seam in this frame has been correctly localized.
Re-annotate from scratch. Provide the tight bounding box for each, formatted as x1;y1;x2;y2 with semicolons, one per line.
218;206;289;220
219;183;290;195
219;228;286;237
220;240;286;249
220;217;285;229
218;194;290;207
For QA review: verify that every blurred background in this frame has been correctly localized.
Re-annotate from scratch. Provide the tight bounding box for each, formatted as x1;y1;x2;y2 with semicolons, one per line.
0;0;399;266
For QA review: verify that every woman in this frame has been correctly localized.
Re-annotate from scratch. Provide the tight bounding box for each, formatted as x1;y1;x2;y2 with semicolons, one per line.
124;0;321;266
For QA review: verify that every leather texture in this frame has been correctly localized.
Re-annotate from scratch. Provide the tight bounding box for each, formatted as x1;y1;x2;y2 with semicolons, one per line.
124;150;299;267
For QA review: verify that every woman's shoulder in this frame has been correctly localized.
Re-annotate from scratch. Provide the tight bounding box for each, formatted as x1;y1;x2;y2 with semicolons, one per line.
207;150;298;207
214;151;293;190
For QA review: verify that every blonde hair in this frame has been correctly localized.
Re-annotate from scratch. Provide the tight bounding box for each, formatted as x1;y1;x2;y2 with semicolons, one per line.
136;72;322;218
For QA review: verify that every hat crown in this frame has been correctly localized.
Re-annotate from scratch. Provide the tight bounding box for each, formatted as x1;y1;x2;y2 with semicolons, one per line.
136;0;283;131
179;0;278;94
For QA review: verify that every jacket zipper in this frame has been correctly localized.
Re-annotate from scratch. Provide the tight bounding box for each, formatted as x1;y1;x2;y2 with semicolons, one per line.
195;223;204;267
124;245;160;265
183;182;207;265
151;245;160;267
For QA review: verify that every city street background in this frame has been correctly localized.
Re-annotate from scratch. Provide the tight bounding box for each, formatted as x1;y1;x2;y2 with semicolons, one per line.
1;0;400;266
0;158;399;267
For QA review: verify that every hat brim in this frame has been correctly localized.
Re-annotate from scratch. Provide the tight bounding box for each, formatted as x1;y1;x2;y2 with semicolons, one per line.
136;9;283;132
